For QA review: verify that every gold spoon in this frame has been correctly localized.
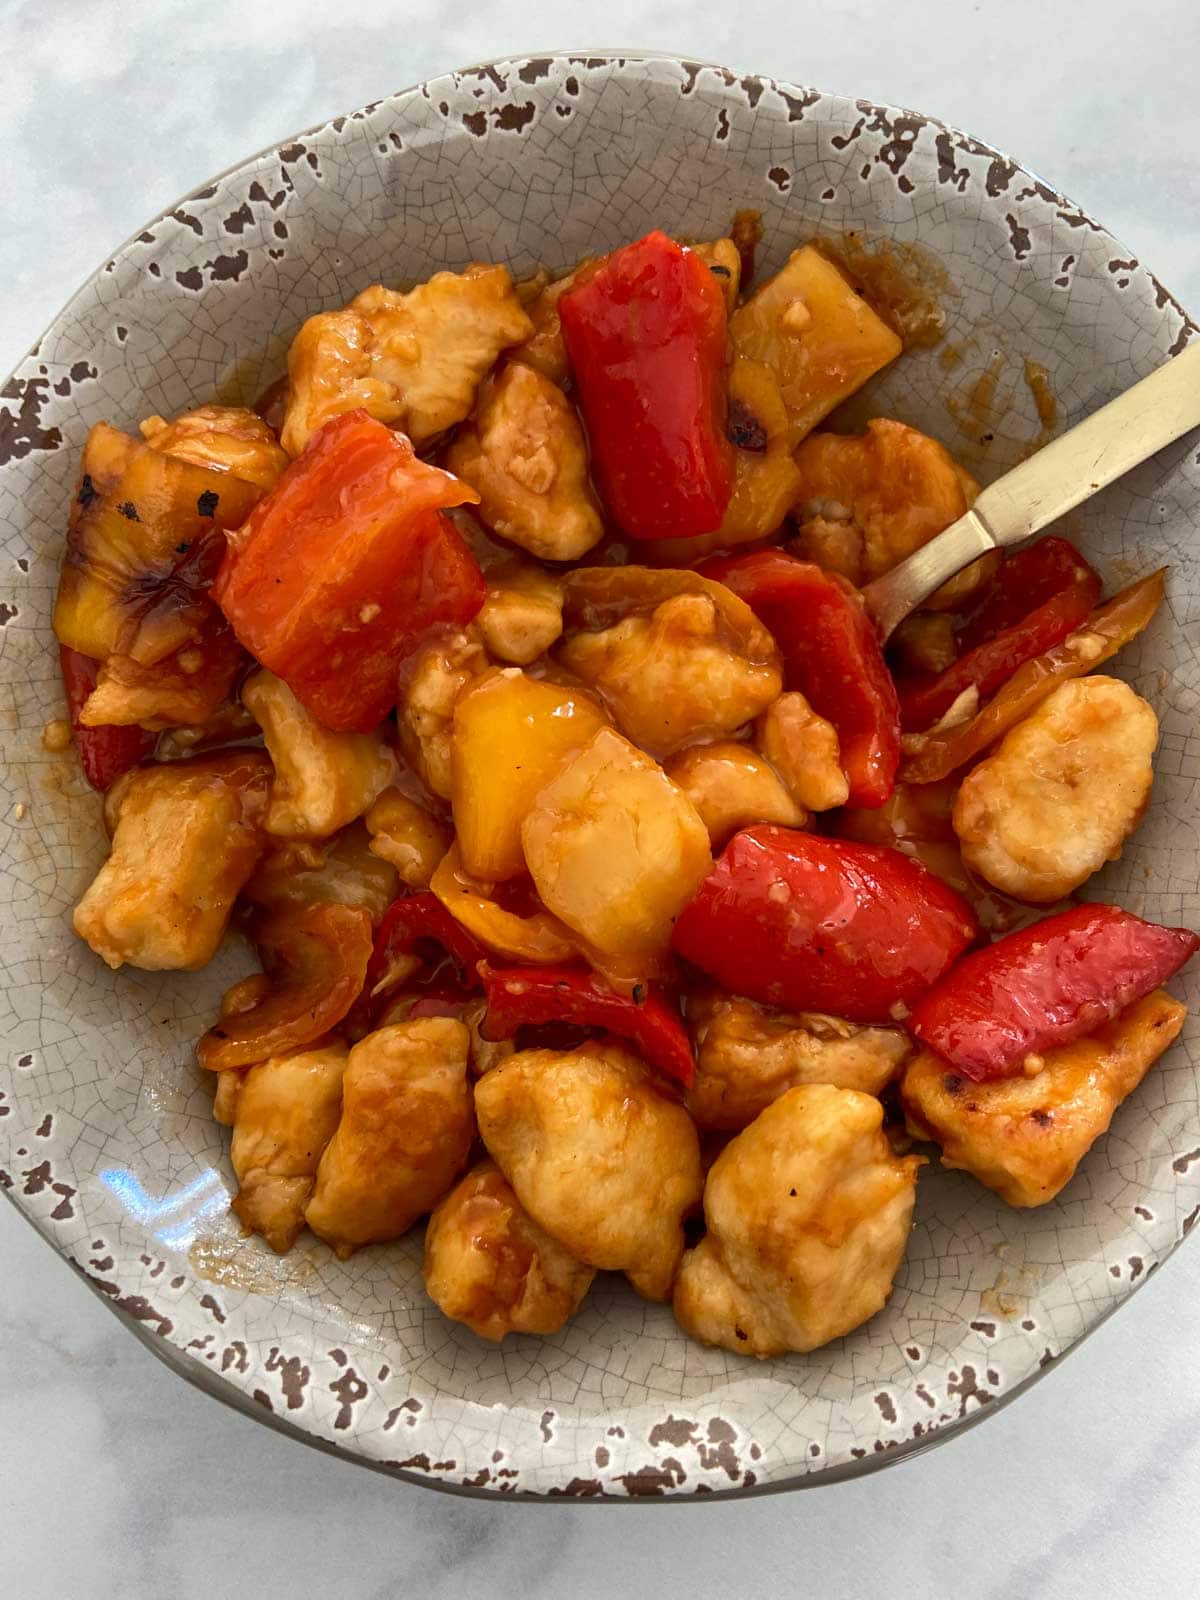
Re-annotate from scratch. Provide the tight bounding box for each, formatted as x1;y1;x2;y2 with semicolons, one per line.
861;340;1200;640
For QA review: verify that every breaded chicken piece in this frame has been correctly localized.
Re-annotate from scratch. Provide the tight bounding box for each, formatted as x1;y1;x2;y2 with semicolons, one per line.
363;787;449;889
398;626;491;799
521;727;712;972
687;992;912;1130
304;1017;474;1257
791;418;994;608
73;751;270;970
242;669;397;839
229;1043;348;1252
755;691;849;812
282;264;532;455
558;591;783;760
674;1084;922;1356
77;633;244;732
508;260;594;386
475;559;565;665
445;362;603;561
241;823;398;926
423;1158;595;1341
953;675;1158;903
139;404;289;492
664;741;806;847
474;1042;703;1300
900;989;1185;1207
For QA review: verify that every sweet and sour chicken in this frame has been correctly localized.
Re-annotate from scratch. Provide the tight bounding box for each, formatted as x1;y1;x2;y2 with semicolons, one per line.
55;213;1194;1357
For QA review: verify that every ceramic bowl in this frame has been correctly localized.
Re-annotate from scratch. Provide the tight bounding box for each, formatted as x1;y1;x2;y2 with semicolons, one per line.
2;52;1198;1500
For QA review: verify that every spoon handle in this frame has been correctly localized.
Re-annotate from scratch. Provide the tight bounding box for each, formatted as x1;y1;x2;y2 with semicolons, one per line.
863;339;1200;639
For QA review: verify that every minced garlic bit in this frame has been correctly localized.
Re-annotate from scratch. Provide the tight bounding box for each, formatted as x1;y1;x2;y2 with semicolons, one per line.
780;297;812;336
41;718;72;753
358;602;382;625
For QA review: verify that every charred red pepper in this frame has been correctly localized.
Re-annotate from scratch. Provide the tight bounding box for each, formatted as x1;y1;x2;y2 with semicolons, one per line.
480;962;695;1088
672;825;977;1025
700;550;901;807
213;410;486;732
898;537;1103;731
559;229;734;541
58;645;156;791
908;902;1199;1081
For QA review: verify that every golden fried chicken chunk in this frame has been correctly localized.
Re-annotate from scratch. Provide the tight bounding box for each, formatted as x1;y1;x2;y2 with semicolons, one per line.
791;418;994;608
424;1158;595;1341
953;675;1158;903
73;751;270;970
521;727;712;974
475;1042;702;1300
363;788;449;889
281;264;532;455
241;823;398;926
508;260;595;386
674;1084;922;1356
663;741;806;847
755;691;849;811
243;669;397;839
398;626;491;799
475;559;565;665
558;591;782;759
140;404;289;492
229;1043;348;1252
901;990;1185;1207
687;992;912;1130
445;362;603;560
77;641;243;732
304;1018;474;1257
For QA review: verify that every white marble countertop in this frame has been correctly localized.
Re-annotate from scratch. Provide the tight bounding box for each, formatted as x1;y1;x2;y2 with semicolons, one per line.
4;4;1200;1594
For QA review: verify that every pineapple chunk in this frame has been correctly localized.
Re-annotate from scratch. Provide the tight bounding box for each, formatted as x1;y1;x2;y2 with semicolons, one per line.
730;245;901;448
451;667;607;881
54;422;262;667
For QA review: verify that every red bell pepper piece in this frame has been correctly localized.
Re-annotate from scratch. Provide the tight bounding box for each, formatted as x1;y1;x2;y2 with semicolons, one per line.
898;538;1103;731
700;550;901;807
672;825;977;1025
212;410;486;732
908;903;1199;1081
479;962;695;1088
366;893;488;1004
559;229;734;541
58;644;156;791
956;536;1101;650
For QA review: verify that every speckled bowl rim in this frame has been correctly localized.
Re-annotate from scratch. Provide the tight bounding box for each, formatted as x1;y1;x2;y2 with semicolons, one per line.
2;48;1196;1502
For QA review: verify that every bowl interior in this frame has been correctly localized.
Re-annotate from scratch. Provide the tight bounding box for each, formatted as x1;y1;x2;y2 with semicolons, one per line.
1;53;1198;1499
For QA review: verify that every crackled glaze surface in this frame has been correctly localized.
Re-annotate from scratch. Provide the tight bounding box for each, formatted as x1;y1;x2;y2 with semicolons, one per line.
2;53;1198;1499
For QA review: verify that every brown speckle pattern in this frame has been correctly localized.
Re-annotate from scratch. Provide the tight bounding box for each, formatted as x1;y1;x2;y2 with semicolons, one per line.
1;51;1198;1500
